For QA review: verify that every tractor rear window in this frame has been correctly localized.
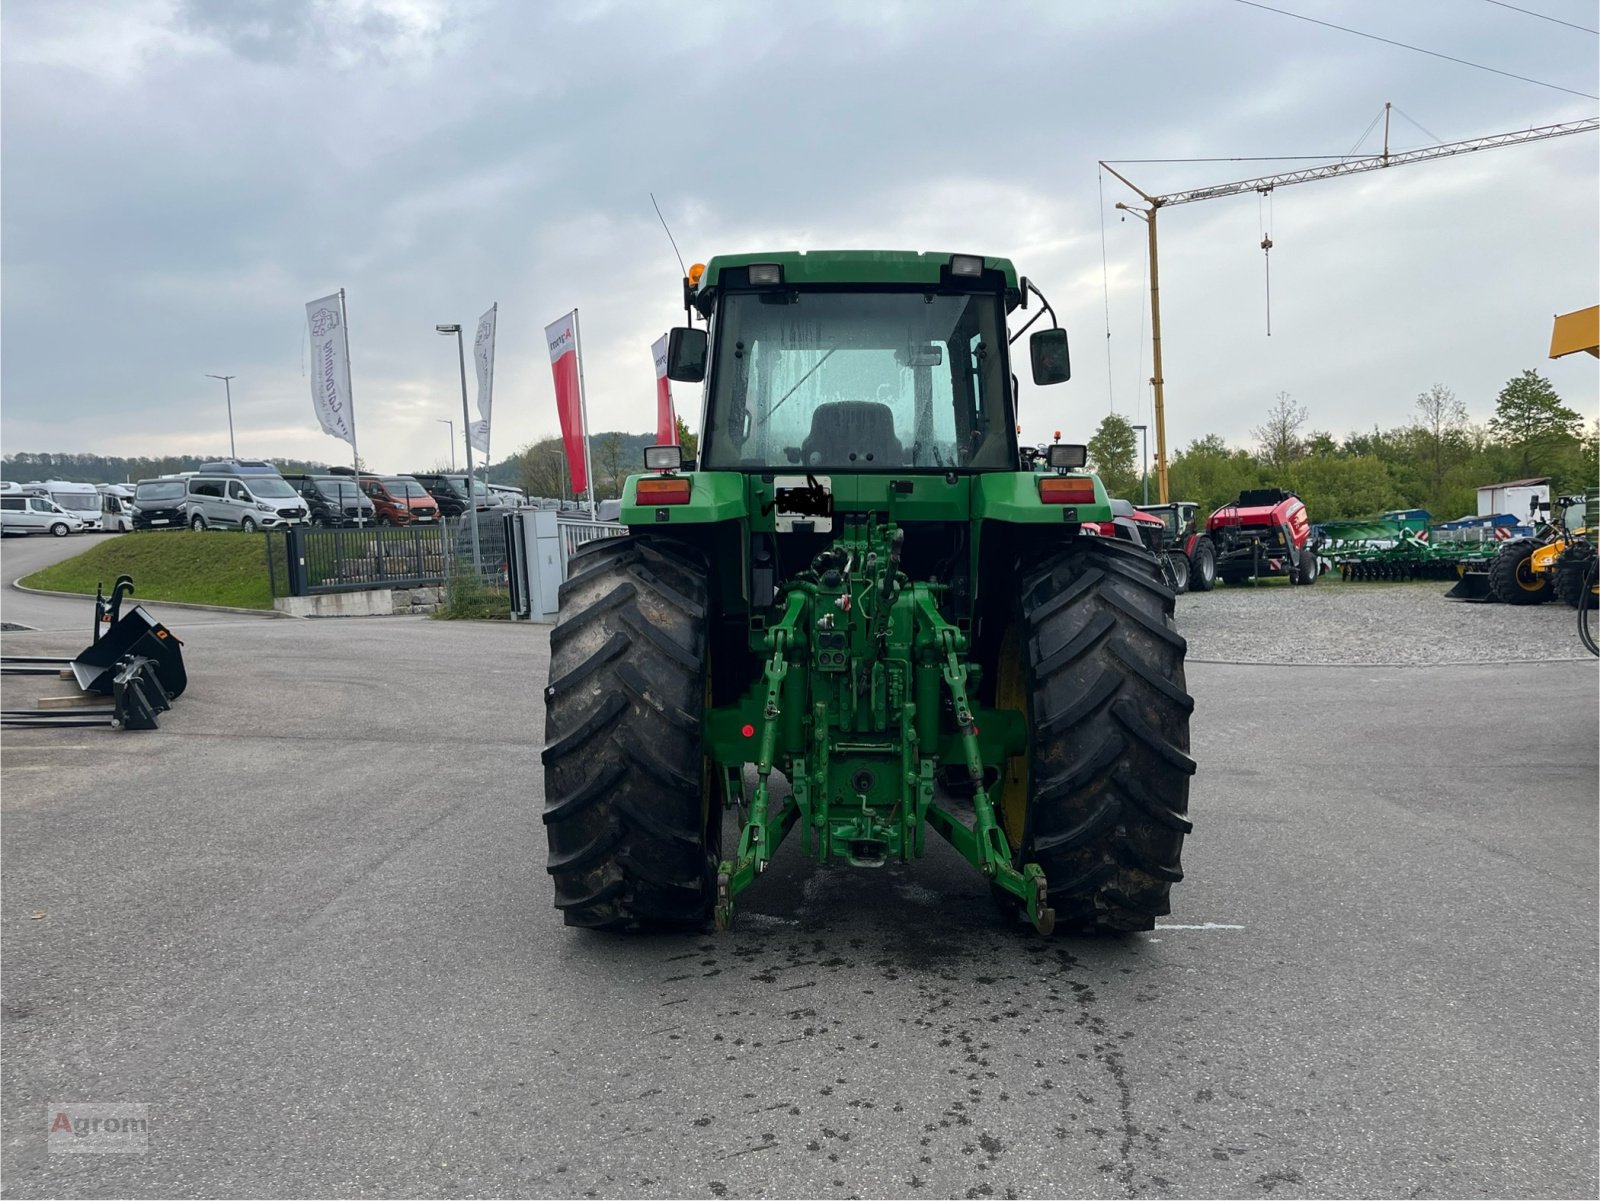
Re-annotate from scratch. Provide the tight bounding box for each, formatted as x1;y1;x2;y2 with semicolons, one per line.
702;290;1011;472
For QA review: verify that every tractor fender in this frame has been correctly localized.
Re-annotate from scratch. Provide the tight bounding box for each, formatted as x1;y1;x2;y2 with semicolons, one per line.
1529;541;1563;573
619;470;748;525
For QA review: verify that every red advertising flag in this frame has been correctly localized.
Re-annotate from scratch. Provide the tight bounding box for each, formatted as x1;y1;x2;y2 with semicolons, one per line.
545;311;587;495
652;335;676;445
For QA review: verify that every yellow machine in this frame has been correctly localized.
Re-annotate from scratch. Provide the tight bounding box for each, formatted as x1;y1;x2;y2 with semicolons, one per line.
1549;305;1599;360
1542;308;1598;609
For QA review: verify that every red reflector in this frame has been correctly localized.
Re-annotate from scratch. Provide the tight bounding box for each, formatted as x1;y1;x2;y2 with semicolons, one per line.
1039;476;1096;504
741;723;755;738
637;477;691;505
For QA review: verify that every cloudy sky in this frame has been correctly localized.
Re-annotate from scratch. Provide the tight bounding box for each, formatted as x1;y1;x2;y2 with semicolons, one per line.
3;0;1596;473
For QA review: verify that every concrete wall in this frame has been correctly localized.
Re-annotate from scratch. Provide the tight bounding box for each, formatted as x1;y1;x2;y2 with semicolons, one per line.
274;586;444;618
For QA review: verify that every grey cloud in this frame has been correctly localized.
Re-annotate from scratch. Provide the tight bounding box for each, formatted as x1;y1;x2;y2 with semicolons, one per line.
176;0;317;63
1;0;1595;469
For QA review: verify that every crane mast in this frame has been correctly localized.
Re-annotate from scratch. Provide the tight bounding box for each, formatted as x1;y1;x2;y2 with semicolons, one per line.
1100;109;1600;503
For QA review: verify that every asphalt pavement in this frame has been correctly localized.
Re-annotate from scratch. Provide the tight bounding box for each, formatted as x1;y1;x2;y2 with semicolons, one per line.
0;584;1595;1198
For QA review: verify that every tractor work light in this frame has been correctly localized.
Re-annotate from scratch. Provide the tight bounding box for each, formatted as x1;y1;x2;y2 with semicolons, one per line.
1038;476;1097;505
636;476;692;505
1047;443;1088;470
643;445;683;472
950;254;984;277
748;263;783;285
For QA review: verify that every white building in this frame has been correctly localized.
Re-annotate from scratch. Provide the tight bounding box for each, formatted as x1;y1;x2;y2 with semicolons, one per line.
1476;477;1550;520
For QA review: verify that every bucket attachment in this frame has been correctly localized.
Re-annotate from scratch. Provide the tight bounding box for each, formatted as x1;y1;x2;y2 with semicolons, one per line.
2;579;189;732
69;605;187;698
1443;568;1496;602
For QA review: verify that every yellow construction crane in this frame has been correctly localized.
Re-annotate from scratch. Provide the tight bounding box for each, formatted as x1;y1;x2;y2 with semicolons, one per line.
1101;105;1600;503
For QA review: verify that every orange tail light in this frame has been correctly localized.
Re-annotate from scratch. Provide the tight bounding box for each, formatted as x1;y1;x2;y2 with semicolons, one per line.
1038;477;1097;505
636;477;692;505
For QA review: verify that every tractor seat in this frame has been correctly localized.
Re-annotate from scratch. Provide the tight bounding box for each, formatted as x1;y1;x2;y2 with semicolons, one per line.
799;402;904;467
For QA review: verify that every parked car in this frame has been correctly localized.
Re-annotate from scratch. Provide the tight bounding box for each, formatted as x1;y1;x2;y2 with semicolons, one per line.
413;473;503;517
131;478;188;531
356;474;440;526
185;463;310;531
281;473;377;527
410;473;470;518
1;494;85;537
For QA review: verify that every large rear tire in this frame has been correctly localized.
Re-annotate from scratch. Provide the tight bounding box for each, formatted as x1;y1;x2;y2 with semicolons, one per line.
1488;538;1552;605
1294;543;1319;586
1001;537;1195;933
1553;542;1596;609
1188;537;1217;592
541;535;719;931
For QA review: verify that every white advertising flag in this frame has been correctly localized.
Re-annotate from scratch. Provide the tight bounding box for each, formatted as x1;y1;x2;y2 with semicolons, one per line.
305;293;355;446
469;303;496;456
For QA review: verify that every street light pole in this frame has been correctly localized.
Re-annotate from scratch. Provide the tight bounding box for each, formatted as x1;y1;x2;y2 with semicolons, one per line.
436;325;481;576
436;419;456;470
204;374;236;458
1131;424;1149;506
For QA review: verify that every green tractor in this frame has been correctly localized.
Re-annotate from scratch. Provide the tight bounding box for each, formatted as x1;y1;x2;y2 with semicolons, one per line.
542;252;1193;936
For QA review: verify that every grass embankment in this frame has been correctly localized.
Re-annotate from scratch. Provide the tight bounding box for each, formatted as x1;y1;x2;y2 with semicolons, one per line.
19;532;280;610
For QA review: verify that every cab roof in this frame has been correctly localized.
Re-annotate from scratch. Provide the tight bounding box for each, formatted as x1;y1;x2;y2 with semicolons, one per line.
698;251;1020;292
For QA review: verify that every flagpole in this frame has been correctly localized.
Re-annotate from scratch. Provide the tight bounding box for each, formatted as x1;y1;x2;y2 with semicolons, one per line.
340;288;364;526
572;307;597;520
483;302;496;506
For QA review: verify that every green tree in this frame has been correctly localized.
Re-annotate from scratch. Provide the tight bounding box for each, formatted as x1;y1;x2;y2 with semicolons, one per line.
516;438;568;500
596;432;626;499
675;414;699;465
1251;391;1308;473
1284;454;1399;519
1409;383;1471;510
1489;369;1583;478
1305;430;1339;458
1167;435;1261;517
1086;413;1139;500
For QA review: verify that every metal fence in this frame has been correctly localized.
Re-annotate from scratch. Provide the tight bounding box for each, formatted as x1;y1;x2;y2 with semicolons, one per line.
266;513;630;608
557;517;627;574
442;512;512;602
269;524;448;596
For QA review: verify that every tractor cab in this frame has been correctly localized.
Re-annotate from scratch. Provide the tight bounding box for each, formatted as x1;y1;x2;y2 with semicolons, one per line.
668;253;1068;476
1136;501;1200;541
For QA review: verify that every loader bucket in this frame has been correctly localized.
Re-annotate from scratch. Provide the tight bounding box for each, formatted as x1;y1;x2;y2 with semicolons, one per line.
1443;568;1495;602
70;606;187;698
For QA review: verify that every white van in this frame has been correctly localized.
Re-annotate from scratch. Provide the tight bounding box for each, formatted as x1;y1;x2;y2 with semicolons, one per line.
185;463;309;531
1;494;86;537
29;480;105;531
100;488;135;532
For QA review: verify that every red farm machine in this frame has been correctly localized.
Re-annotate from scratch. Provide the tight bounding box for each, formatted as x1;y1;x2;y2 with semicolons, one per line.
1205;489;1319;586
1136;501;1217;594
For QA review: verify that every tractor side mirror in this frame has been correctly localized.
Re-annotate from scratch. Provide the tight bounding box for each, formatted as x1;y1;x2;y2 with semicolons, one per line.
1030;328;1070;385
667;327;708;383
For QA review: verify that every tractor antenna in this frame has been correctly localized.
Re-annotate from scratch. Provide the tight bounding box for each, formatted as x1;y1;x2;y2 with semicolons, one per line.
650;192;687;278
